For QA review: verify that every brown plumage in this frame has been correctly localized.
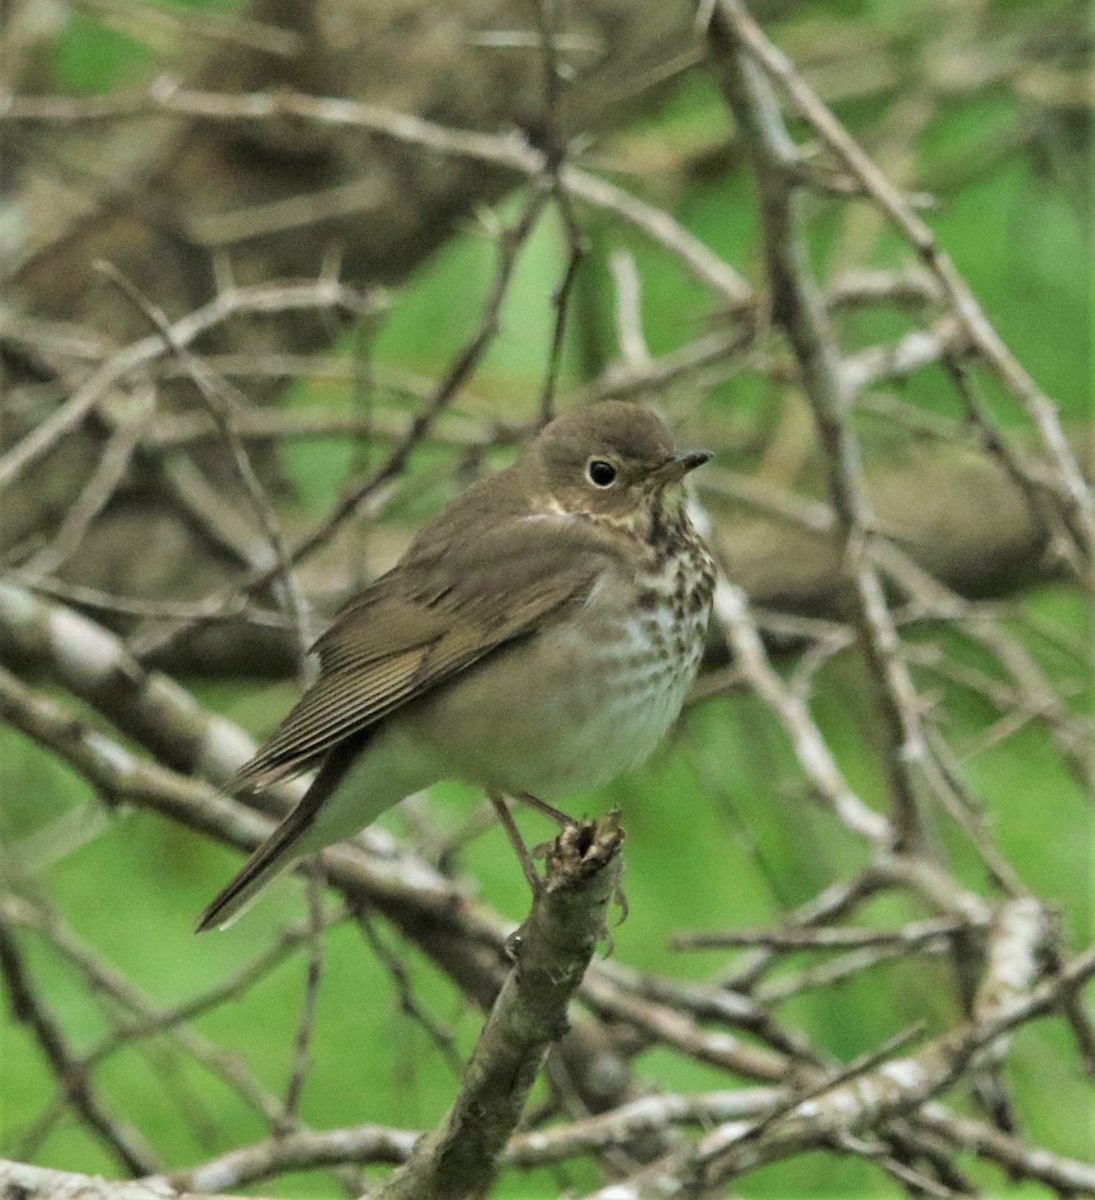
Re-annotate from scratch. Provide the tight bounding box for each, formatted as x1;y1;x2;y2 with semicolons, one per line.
197;401;714;931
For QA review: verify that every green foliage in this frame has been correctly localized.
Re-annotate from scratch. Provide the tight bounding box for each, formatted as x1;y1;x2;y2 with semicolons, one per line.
54;15;146;93
3;0;1091;1196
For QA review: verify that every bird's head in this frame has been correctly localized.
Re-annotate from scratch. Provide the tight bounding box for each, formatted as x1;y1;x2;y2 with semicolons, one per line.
526;401;711;528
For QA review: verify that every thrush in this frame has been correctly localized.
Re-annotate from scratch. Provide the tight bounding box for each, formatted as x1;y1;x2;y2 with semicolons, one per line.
197;400;715;931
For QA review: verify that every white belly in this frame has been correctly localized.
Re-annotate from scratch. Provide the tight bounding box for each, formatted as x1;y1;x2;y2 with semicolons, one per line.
399;567;709;799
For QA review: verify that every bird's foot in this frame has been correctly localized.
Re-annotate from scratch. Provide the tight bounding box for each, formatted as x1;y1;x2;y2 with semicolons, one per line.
488;792;543;896
516;792;578;828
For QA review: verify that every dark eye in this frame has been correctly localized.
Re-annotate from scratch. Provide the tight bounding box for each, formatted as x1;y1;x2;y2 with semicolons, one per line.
587;459;618;488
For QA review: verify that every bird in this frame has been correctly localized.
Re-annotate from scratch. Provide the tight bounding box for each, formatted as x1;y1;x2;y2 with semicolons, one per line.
196;400;715;932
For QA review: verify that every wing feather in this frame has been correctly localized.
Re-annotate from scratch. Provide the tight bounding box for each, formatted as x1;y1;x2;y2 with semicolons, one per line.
232;649;430;788
230;510;621;791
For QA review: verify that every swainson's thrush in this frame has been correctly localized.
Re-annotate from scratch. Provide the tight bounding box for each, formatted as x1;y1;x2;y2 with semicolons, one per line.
197;401;714;931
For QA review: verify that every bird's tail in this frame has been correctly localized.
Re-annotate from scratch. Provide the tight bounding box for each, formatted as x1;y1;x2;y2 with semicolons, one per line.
196;739;364;933
195;805;314;932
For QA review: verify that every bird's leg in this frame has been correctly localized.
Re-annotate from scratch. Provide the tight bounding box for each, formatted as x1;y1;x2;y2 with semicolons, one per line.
488;792;542;896
516;792;577;828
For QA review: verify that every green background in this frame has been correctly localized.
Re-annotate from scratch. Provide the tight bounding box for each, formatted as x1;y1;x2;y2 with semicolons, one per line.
1;0;1090;1196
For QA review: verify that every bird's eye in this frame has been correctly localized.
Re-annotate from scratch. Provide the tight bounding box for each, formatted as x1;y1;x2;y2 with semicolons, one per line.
587;459;618;488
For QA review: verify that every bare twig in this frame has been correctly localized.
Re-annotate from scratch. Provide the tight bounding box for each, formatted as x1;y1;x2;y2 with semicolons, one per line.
710;0;1095;567
0;278;379;490
378;815;625;1200
708;8;931;851
0;916;158;1175
129;186;552;662
281;870;326;1128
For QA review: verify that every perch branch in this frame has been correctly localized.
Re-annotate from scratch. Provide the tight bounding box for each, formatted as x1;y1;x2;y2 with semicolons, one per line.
377;815;625;1200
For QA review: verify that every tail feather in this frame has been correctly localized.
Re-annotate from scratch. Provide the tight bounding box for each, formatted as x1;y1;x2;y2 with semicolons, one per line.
196;736;366;933
195;807;314;932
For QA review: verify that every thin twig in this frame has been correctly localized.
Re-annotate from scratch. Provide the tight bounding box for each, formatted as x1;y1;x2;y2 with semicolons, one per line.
711;0;1095;568
130;187;552;662
0;914;158;1174
0;278;379;490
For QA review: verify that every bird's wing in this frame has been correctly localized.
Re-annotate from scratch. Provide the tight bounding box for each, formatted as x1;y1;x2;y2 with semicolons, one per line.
230;516;616;790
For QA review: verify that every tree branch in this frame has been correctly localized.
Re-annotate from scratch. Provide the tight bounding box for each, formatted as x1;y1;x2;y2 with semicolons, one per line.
378;815;625;1200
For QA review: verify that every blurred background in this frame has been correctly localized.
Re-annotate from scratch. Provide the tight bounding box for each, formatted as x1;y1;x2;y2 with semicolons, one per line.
0;0;1090;1196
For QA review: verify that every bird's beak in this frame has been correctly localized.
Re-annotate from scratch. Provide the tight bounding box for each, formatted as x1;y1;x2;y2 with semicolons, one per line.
651;449;713;484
